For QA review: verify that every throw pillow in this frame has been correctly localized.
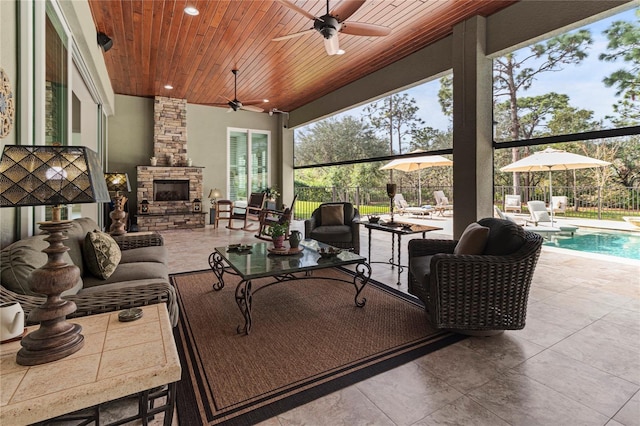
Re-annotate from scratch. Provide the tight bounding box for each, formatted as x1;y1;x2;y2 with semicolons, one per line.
454;222;490;255
83;231;121;279
478;217;526;255
321;204;344;226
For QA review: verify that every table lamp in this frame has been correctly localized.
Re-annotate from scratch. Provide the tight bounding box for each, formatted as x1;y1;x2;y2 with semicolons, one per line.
386;183;397;224
208;188;221;207
0;145;110;365
104;172;131;235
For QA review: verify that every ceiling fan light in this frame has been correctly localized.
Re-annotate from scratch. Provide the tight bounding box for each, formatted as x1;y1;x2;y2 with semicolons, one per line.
184;6;199;16
164;84;173;89
263;99;269;103
336;49;345;55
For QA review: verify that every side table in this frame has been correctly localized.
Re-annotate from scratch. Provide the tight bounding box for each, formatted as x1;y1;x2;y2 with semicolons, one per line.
0;305;181;425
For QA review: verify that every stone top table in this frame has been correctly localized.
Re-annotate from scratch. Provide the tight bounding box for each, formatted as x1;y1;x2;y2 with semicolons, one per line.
0;304;181;425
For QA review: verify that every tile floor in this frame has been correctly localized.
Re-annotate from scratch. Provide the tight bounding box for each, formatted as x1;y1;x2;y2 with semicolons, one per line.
158;217;639;426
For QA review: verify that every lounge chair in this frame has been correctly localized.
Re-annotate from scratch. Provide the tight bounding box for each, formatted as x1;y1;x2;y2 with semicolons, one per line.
547;196;568;215
504;194;522;213
494;205;525;226
393;193;434;217
526;200;578;236
433;191;453;216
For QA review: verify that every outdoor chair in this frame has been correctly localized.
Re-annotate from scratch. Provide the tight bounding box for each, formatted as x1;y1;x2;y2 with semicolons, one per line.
393;193;434;217
526;200;578;236
494;205;525;226
242;192;266;231
504;194;522;213
433;190;453;216
547;196;568;215
408;218;543;335
304;202;361;254
256;195;297;240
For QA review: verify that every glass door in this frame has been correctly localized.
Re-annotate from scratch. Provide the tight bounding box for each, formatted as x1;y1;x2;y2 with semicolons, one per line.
228;128;271;202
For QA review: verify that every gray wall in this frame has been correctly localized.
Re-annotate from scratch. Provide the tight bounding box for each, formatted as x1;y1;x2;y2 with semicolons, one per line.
0;0;17;248
106;95;281;221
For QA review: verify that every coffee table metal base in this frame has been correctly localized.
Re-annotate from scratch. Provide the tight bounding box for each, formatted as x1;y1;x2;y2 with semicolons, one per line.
208;251;371;335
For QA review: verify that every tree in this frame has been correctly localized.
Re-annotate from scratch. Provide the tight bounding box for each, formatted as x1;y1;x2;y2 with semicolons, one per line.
600;8;640;125
492;30;593;193
364;93;425;156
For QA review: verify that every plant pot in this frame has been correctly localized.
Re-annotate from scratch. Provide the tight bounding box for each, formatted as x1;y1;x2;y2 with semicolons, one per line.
273;235;285;249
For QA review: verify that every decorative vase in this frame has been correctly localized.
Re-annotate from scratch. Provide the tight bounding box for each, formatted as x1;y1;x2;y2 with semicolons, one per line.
150;157;157;166
273;235;285;249
289;230;301;249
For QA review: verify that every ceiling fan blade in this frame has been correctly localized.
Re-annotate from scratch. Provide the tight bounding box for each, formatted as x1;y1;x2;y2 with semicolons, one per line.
241;105;264;113
330;0;366;22
272;28;315;42
340;21;391;37
324;36;341;56
276;0;318;21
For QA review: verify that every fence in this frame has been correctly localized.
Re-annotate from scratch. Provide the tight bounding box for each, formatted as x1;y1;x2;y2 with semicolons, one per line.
292;184;640;221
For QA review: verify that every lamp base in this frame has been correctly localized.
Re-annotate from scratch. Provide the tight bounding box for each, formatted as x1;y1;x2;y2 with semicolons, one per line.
109;197;127;236
16;220;84;366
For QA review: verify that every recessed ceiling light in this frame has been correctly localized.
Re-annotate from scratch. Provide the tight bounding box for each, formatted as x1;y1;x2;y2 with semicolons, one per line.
184;6;199;16
336;49;346;55
164;84;173;90
263;99;269;103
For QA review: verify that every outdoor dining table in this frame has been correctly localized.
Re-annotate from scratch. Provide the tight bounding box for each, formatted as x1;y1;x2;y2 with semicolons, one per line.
362;221;442;286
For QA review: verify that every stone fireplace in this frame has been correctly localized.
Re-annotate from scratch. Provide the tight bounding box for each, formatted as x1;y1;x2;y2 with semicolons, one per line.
136;96;206;231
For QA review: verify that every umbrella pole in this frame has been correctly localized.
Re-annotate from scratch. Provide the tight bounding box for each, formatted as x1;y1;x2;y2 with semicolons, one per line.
548;169;554;225
418;169;422;205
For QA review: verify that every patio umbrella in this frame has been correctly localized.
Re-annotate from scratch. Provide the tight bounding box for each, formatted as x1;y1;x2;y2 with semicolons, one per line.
380;151;453;205
500;147;610;224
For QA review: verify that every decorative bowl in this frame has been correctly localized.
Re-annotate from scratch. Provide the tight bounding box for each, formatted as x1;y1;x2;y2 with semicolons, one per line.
368;215;380;224
318;247;342;258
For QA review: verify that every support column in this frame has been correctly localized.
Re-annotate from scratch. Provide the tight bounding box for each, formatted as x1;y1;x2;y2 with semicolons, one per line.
452;16;494;239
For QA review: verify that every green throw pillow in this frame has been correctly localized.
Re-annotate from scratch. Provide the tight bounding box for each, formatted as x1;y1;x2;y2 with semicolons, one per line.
83;231;121;279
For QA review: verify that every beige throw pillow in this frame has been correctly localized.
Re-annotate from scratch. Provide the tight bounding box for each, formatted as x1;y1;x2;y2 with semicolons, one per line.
454;222;490;255
83;231;121;279
321;204;344;226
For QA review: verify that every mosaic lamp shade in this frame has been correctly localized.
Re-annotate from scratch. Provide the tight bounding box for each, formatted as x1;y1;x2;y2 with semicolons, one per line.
104;172;131;195
0;145;111;210
0;145;111;366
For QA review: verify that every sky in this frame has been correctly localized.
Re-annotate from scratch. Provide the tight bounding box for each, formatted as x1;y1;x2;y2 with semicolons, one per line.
299;6;637;136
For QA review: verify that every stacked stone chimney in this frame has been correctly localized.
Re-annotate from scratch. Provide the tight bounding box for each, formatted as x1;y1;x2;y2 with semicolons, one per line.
153;96;188;166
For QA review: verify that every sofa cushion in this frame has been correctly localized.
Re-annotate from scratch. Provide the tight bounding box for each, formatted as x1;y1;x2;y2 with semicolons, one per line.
83;231;121;279
454;222;490;255
477;217;526;255
321;204;344;226
119;246;168;265
310;225;353;243
1;235;82;296
82;262;169;289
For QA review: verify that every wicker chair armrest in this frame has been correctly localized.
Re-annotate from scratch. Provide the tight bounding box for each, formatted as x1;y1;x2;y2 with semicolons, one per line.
408;239;457;257
1;282;179;327
113;232;164;250
304;216;317;238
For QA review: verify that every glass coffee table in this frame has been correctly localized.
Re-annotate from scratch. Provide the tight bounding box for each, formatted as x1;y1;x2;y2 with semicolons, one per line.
208;240;371;335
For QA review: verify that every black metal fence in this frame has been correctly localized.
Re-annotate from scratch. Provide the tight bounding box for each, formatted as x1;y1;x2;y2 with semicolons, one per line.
293;184;640;221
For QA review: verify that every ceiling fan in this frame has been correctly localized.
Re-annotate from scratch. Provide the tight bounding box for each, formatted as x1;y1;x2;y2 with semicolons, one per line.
273;0;391;56
209;69;267;113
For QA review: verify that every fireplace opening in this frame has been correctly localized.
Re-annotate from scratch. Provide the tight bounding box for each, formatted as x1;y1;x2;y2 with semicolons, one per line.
154;180;189;201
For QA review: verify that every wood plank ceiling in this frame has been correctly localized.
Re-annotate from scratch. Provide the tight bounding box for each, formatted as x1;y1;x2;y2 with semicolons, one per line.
88;0;515;113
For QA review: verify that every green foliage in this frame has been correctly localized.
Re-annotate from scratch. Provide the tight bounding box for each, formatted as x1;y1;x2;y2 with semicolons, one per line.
264;222;288;238
365;93;425;154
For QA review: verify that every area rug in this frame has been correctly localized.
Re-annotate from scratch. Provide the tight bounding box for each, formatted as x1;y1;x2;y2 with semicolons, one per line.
171;268;465;425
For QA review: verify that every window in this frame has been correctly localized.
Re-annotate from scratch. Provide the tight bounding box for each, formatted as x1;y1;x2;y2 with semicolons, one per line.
228;128;271;201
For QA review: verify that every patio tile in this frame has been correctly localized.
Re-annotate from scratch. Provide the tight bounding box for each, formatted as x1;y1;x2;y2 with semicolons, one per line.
513;349;639;417
355;361;462;426
512;316;577;348
413;395;510;426
602;308;640;331
458;332;546;369
613;390;640;426
467;371;609;426
526;300;599;330
538;291;619;319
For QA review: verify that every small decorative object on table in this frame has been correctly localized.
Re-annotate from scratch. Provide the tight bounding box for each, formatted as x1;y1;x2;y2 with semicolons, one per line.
227;244;252;253
318;247;342;258
368;215;380;224
289;230;302;249
264;221;288;249
118;308;143;322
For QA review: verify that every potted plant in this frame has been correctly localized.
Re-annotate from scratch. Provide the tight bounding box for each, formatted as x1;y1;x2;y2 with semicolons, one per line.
265;221;288;249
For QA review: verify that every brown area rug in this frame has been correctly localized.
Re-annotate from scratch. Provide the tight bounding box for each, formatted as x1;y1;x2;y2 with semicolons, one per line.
171;268;464;425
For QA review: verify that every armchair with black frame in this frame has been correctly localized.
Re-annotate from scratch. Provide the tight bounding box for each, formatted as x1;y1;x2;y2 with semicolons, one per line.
256;195;297;240
407;218;543;336
304;202;361;254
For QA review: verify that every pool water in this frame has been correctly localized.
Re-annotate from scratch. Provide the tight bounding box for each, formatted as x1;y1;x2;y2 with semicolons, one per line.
544;228;640;261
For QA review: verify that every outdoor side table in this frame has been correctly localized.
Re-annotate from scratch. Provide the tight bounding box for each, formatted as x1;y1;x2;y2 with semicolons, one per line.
363;221;442;286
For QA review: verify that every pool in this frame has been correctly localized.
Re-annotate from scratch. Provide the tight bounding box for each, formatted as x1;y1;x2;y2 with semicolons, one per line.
543;228;640;261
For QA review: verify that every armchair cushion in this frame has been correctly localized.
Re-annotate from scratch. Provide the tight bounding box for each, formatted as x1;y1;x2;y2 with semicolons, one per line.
454;222;489;255
83;231;122;280
310;225;354;243
321;204;344;225
477;218;526;255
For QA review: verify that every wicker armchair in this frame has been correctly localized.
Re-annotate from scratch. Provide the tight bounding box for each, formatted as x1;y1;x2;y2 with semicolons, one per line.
408;218;543;335
1;229;179;326
304;202;361;254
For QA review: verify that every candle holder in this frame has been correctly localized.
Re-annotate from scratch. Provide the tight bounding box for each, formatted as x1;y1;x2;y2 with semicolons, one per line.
386;183;398;225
